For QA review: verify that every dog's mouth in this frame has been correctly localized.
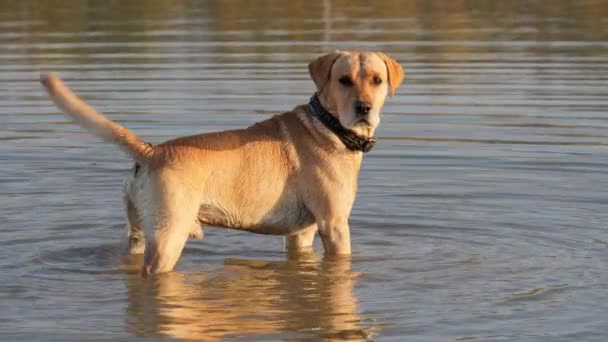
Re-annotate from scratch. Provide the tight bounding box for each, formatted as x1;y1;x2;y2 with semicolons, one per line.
352;117;372;128
342;117;376;138
337;112;376;132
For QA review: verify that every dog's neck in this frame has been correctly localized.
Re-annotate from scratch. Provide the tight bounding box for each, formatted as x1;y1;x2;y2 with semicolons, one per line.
307;93;377;153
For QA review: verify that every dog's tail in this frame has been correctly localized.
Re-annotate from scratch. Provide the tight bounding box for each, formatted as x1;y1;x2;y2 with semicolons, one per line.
40;73;155;162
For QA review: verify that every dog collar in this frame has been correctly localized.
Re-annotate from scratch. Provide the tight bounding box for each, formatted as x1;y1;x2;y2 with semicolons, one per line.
307;93;377;153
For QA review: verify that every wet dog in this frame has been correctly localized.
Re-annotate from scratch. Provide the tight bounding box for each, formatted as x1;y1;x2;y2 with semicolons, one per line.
40;51;404;277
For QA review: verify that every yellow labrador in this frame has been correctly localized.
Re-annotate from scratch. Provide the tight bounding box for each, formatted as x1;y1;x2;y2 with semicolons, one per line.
40;51;404;277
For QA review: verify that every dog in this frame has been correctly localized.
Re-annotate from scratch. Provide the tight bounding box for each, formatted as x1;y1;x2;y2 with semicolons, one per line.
40;51;404;277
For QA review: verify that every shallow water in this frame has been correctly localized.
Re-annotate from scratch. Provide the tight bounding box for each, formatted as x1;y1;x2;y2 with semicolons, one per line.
1;1;608;341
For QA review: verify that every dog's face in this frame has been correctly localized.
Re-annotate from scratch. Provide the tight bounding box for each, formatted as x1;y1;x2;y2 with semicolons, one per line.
309;51;404;135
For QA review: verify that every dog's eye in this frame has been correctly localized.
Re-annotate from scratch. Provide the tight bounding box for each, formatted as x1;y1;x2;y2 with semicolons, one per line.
373;76;382;85
339;76;354;87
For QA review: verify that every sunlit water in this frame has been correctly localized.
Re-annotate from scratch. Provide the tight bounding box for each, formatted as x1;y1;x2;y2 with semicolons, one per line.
1;1;607;341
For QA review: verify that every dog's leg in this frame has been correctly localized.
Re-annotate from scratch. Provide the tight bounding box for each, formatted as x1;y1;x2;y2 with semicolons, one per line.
307;196;353;256
317;218;351;256
142;216;200;277
141;182;200;277
124;195;146;255
285;224;317;255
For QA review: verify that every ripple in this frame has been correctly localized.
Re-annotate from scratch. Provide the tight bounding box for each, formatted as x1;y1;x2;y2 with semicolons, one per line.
33;244;127;275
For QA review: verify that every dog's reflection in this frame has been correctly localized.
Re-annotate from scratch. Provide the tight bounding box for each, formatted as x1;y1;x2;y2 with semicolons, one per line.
124;255;371;341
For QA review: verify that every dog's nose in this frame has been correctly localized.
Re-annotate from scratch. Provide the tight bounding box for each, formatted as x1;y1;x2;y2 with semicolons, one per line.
354;100;372;116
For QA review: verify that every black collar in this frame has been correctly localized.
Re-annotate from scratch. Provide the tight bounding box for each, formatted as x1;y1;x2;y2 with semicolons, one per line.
307;93;377;153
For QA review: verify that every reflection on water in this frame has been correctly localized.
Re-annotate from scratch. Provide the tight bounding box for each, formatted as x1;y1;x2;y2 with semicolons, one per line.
125;256;367;341
1;0;608;341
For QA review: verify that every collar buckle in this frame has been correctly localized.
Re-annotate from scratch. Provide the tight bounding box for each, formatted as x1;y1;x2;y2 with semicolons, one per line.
361;137;376;153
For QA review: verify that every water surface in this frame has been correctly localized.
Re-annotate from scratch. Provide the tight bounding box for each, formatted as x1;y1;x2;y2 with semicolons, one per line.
1;1;607;341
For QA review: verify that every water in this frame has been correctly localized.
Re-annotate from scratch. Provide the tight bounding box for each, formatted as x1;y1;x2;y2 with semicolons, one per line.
1;0;607;340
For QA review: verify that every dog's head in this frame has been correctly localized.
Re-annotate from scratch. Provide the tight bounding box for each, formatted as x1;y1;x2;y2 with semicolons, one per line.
309;51;404;136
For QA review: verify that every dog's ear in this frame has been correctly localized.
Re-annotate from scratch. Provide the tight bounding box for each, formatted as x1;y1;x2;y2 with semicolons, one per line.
377;52;405;97
308;51;344;92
